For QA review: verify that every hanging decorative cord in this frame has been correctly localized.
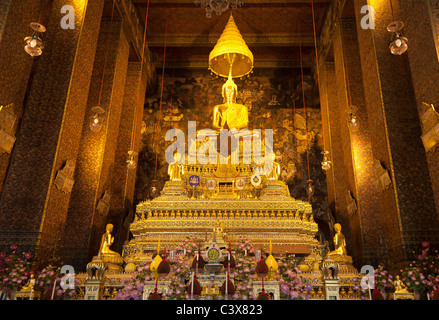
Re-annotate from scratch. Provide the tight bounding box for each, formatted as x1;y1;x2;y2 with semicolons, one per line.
389;0;395;21
298;22;311;181
168;68;176;131
311;0;333;170
131;0;151;154
154;18;169;180
97;0;116;109
38;0;46;25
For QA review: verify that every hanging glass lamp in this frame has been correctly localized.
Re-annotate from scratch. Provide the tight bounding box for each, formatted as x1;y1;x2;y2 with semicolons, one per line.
321;151;332;171
127;150;138;170
306;179;315;199
24;23;46;57
387;21;408;55
90;106;105;132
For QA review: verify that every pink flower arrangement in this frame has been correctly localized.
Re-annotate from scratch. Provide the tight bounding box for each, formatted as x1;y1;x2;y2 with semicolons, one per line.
116;261;152;300
374;264;394;291
278;256;312;300
0;245;33;293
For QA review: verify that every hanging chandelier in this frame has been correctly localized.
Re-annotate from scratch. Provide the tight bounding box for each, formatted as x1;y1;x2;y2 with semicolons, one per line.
195;0;244;18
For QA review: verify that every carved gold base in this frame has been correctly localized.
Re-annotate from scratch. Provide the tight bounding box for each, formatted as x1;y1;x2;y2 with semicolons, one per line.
89;254;124;275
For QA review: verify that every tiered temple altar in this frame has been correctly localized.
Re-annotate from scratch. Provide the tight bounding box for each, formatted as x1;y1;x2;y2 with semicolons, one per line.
77;14;360;301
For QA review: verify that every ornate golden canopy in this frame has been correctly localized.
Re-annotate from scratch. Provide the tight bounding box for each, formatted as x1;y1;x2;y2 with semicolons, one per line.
208;14;254;78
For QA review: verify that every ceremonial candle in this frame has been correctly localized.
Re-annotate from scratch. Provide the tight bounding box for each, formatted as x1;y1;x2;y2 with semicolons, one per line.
191;272;194;299
51;279;57;300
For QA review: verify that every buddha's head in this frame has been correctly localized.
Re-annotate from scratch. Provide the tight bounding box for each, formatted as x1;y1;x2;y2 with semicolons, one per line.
334;223;341;233
173;152;181;163
106;224;113;233
222;72;238;103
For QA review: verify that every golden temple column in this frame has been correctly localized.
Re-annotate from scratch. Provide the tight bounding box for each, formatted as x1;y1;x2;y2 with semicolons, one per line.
0;0;46;195
107;61;149;253
61;16;130;270
0;0;105;267
318;60;354;257
332;19;385;267
397;0;439;217
354;0;439;269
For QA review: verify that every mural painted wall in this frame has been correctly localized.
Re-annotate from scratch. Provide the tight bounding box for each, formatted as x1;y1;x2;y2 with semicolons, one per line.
135;67;332;239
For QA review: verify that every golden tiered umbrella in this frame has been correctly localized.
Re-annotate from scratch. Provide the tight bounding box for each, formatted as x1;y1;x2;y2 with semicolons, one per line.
209;14;254;78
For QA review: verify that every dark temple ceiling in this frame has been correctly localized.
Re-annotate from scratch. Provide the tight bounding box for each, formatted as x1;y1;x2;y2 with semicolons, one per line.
130;0;331;69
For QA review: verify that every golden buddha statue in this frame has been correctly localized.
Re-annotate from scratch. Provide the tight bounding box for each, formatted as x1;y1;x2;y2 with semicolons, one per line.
394;275;409;293
213;220;225;236
20;274;36;292
168;152;184;181
329;223;347;256
266;153;280;181
212;71;249;132
99;224;120;257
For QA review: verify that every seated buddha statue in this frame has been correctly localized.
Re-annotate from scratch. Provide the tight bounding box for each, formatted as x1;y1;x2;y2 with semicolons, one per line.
394;275;410;294
168;152;184;181
212;71;249;132
20;274;36;292
99;224;120;257
329;223;347;256
265;153;280;181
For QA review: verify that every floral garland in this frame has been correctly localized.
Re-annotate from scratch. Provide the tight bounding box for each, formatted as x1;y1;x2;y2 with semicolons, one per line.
0;245;32;293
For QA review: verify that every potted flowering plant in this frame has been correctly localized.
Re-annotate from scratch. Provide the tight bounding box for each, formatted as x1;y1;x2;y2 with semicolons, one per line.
412;241;439;298
374;264;394;299
116;261;153;300
0;244;33;299
36;265;58;295
398;241;439;299
400;266;429;299
232;255;255;300
232;237;255;300
180;235;199;257
167;253;192;300
278;256;312;300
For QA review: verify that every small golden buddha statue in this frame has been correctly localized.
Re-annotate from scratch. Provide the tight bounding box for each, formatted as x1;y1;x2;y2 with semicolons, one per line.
99;224;120;257
394;275;409;293
266;153;281;181
168;152;184;181
329;223;347;256
212;71;249;131
20;274;36;292
213;220;224;236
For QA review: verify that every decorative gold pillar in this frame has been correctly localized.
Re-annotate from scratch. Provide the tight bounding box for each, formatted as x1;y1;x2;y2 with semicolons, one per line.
318;59;357;252
107;61;148;253
0;0;45;195
62;17;130;270
398;0;439;218
354;0;439;269
332;19;385;267
0;0;105;268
